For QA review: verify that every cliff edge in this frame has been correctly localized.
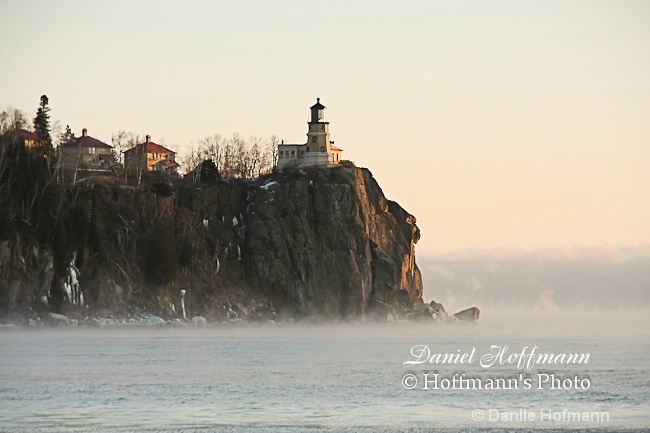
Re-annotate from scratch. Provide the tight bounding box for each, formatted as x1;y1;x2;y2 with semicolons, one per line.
0;161;424;322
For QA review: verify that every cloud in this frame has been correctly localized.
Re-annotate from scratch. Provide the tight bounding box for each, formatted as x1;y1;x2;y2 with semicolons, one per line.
428;264;455;280
464;276;484;292
428;244;650;263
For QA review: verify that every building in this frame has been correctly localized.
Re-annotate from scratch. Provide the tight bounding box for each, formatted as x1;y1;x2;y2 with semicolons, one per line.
14;129;38;148
276;98;343;169
123;135;179;174
60;128;114;170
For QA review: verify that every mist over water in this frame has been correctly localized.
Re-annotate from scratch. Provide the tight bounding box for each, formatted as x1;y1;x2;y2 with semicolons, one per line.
2;244;649;432
418;246;650;322
4;243;650;431
1;312;649;433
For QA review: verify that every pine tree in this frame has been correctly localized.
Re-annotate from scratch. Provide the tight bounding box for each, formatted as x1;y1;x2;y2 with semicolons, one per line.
33;95;52;147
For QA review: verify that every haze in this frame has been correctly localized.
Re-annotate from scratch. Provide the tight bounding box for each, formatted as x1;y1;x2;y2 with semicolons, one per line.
1;1;648;256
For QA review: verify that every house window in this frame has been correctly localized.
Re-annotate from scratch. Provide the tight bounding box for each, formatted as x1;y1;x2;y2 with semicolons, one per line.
320;125;324;131
301;151;304;155
291;150;295;155
320;146;325;152
312;137;316;143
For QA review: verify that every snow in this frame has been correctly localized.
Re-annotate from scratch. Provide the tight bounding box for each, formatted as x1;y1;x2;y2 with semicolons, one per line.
232;216;238;227
141;315;166;326
47;312;69;322
192;316;207;326
261;181;278;190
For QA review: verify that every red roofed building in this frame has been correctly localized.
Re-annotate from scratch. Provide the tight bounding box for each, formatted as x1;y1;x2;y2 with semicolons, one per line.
124;135;179;174
61;128;114;170
276;98;343;169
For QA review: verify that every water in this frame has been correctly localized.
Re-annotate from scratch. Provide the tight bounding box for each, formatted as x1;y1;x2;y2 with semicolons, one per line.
1;311;649;432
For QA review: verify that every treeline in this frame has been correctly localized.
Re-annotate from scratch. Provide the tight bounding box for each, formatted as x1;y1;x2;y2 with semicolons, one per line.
112;131;279;181
2;97;279;183
183;133;278;182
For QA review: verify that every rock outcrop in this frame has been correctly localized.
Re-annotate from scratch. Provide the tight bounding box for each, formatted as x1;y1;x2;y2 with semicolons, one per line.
453;307;480;322
0;163;424;322
244;167;422;319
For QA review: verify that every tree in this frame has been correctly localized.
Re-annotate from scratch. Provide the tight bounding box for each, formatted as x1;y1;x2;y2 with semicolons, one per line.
182;133;277;181
33;95;52;147
0;106;29;134
111;130;144;183
33;95;55;164
59;125;74;146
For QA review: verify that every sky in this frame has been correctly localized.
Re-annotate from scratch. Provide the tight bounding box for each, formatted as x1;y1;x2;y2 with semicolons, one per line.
1;0;649;257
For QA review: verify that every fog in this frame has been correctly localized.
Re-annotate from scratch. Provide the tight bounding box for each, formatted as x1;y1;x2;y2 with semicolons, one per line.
418;245;650;313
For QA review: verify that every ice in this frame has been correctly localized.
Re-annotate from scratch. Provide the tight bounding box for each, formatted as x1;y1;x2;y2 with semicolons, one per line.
261;180;278;189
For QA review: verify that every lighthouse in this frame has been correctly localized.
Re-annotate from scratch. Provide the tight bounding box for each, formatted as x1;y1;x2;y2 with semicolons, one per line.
276;98;343;169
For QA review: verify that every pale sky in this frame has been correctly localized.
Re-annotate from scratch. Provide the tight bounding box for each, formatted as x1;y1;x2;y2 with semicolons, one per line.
1;0;649;254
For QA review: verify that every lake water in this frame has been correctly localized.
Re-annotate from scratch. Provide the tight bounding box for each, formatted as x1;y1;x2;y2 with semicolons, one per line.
1;311;649;432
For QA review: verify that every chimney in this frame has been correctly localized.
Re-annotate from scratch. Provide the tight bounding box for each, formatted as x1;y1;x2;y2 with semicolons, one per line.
146;135;151;143
82;128;88;137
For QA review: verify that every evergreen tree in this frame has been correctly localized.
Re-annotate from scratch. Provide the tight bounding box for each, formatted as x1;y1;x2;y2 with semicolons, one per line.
33;95;52;146
33;95;54;163
59;124;75;146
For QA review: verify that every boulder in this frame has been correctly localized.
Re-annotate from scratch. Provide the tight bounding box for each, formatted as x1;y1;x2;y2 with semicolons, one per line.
453;307;480;322
46;312;70;326
191;316;207;326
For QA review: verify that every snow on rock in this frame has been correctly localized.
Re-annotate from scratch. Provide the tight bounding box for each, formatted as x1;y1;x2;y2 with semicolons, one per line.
46;312;70;326
226;307;238;320
141;315;166;326
261;180;278;190
191;316;207;326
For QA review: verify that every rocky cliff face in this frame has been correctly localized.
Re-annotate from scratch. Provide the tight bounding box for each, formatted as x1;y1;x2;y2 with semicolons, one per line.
0;162;424;322
245;166;422;319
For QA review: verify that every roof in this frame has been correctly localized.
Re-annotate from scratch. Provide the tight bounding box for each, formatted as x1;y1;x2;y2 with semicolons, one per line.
310;98;325;110
15;129;38;141
62;135;113;149
124;141;176;155
330;145;343;152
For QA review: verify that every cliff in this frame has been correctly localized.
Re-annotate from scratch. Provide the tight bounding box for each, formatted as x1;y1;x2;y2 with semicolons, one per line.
0;156;424;322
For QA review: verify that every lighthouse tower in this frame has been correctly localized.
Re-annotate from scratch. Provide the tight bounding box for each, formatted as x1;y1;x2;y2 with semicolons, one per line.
276;98;343;169
306;98;330;153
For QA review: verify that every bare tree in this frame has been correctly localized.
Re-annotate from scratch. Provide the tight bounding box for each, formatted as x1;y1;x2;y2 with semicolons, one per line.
112;131;143;184
0;106;29;134
181;133;277;181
